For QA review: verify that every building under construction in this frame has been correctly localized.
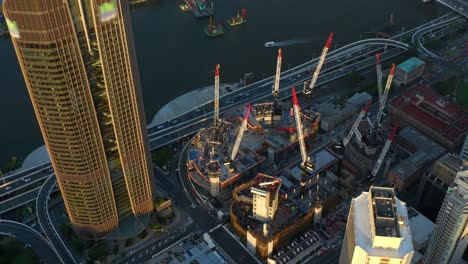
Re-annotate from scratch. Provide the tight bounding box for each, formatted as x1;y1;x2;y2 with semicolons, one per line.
342;61;399;182
187;53;320;199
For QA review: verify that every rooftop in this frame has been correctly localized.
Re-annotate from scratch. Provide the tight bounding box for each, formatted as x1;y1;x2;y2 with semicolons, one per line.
370;187;399;238
407;207;434;251
352;187;414;258
391;85;468;142
392;127;446;180
151;233;228;264
397;57;425;73
251;174;281;194
269;230;323;264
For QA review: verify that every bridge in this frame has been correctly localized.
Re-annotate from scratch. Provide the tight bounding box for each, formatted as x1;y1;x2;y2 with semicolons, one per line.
436;0;468;17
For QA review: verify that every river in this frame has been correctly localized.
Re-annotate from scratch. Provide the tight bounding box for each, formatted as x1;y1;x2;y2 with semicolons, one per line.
0;0;445;164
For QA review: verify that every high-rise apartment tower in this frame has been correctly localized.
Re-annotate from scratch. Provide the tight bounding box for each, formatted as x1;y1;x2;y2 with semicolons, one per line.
4;0;154;236
424;171;468;264
339;186;414;264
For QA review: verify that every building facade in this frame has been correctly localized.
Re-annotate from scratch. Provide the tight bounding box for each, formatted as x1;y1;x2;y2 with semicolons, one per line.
394;57;425;86
4;0;154;236
339;187;414;264
461;135;468;165
424;171;468;264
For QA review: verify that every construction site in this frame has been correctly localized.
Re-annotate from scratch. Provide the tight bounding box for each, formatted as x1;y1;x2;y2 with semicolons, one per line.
183;32;406;261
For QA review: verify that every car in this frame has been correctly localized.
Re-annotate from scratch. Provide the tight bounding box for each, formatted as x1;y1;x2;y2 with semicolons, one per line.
24;178;31;183
157;125;164;130
20;177;25;182
171;120;178;124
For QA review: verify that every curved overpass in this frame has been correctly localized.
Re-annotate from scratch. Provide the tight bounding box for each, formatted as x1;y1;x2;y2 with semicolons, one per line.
412;13;466;58
36;175;78;264
0;219;63;264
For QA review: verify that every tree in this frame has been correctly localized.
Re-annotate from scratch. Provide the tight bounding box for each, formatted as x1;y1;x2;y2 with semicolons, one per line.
125;238;134;247
138;230;148;240
152;148;173;167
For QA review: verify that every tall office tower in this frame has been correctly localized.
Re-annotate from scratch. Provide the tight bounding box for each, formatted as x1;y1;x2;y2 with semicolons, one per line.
339;186;414;264
461;134;468;165
4;0;154;236
424;171;468;264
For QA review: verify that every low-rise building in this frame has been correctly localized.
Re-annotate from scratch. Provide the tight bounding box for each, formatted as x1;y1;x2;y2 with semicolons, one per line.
315;102;356;132
387;127;446;190
389;85;468;152
394;57;425;86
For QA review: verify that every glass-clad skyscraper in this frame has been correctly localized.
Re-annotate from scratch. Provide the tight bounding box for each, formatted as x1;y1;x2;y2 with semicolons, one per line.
4;0;154;236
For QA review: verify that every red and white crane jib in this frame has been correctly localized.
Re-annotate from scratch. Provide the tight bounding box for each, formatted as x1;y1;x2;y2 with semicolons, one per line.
376;63;396;126
273;48;282;97
230;104;251;161
343;100;372;147
304;32;334;96
376;53;383;103
371;120;399;177
292;87;308;166
214;64;220;125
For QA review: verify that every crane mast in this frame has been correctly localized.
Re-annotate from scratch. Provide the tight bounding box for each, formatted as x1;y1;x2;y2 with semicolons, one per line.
376;53;383;103
371;120;398;177
273;48;282;98
214;64;220;126
231;105;251;161
343;100;372;147
376;63;396;126
292;87;308;166
304;32;334;96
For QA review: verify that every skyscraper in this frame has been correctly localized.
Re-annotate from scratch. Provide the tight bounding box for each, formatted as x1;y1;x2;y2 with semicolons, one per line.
461;134;468;165
424;170;468;264
4;0;154;236
339;186;414;264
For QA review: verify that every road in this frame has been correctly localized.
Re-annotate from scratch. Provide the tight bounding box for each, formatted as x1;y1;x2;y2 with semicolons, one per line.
1;13;464;264
36;175;78;264
436;0;468;17
0;219;63;264
1;13;461;209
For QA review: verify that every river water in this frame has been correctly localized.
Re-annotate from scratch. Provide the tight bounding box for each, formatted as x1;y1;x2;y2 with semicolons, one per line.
0;0;445;164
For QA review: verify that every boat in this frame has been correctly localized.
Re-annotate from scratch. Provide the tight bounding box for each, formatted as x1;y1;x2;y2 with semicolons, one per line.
227;8;247;27
178;3;191;11
264;41;275;47
204;16;224;37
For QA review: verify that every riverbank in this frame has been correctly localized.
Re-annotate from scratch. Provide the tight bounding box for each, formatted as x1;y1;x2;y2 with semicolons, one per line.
151;82;239;126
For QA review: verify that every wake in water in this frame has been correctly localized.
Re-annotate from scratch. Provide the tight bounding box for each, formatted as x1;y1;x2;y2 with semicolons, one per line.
264;38;312;48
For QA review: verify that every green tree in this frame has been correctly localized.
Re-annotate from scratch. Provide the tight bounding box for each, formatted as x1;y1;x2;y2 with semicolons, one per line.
152;148;173;167
125;238;134;247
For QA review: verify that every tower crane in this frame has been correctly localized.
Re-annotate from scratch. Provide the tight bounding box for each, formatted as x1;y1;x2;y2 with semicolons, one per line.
292;87;314;195
272;48;282;98
376;53;383;103
304;32;334;96
370;120;398;178
214;64;220;126
231;105;251;161
343;100;372;147
376;63;396;126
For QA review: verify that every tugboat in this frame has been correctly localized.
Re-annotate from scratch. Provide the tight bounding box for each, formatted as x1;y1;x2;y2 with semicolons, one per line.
227;8;247;27
204;16;224;37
